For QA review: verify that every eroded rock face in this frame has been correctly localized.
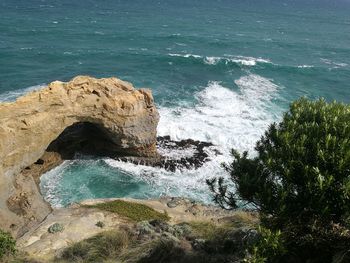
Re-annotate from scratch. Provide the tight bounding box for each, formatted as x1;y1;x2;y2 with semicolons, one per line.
0;76;159;236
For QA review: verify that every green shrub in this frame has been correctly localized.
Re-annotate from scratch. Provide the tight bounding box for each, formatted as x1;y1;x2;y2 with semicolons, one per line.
0;229;16;259
243;227;285;263
48;223;64;234
208;98;350;262
85;200;170;222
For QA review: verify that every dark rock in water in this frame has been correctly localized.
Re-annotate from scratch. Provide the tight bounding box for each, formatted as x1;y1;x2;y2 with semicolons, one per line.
114;136;221;172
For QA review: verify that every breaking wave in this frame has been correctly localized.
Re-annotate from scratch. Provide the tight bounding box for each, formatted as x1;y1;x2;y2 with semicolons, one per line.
168;53;272;67
158;74;281;153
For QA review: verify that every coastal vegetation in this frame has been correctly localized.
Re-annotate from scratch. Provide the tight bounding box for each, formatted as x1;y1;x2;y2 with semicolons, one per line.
84;200;170;222
208;98;350;262
55;218;257;263
0;229;16;260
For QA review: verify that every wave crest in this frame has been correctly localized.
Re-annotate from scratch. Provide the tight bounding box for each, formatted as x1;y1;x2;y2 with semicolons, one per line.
168;53;271;67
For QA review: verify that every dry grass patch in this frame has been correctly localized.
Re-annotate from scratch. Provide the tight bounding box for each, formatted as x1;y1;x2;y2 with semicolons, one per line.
58;230;130;262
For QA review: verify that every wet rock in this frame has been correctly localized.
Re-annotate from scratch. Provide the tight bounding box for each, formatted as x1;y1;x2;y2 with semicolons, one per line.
114;136;221;172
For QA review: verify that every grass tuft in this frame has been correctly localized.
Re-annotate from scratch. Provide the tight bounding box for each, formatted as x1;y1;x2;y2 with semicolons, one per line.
59;230;129;262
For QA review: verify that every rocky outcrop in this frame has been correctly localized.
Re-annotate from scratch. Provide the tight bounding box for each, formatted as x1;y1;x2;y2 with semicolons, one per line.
0;76;159;237
116;136;219;172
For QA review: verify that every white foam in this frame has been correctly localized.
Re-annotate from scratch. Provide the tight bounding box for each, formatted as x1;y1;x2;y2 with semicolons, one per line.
158;74;281;153
103;151;227;203
40;161;71;208
320;58;348;68
169;53;201;58
205;56;271;66
167;53;271;67
157;144;198;159
297;65;314;68
0;84;45;102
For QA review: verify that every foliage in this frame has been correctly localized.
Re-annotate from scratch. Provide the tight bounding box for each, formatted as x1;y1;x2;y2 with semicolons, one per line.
188;221;221;240
85;200;170;222
188;221;232;240
243;227;285;263
59;230;129;262
48;223;64;234
0;229;16;259
208;98;350;262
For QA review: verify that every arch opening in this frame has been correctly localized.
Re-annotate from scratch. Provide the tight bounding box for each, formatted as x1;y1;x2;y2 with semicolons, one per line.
20;122;124;187
46;122;120;159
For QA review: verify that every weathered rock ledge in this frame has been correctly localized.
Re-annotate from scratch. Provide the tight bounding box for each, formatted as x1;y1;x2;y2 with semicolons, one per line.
0;76;159;237
16;197;258;262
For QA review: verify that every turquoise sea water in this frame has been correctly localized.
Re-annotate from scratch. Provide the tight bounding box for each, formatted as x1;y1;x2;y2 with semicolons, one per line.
1;0;350;207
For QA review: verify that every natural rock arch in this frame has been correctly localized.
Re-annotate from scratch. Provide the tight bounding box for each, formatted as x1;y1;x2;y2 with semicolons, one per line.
0;76;159;236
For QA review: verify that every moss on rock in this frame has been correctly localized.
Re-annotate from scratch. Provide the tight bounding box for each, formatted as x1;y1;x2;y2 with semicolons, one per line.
85;200;170;222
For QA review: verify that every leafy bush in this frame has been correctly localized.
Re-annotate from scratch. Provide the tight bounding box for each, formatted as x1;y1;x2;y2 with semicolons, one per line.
0;229;16;259
85;200;170;222
208;98;350;262
243;227;285;263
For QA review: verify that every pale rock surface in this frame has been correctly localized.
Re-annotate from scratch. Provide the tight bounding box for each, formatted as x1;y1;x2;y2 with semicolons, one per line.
0;76;159;237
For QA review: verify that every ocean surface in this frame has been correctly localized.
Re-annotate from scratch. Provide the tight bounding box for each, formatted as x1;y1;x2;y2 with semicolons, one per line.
1;0;349;207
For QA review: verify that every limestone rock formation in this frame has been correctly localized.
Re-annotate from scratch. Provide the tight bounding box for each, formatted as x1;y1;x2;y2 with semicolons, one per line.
0;76;159;237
